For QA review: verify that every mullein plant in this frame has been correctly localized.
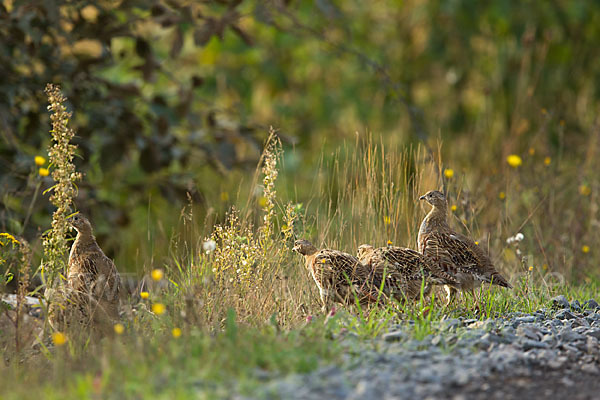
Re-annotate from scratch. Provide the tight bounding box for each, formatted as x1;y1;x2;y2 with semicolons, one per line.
41;84;82;291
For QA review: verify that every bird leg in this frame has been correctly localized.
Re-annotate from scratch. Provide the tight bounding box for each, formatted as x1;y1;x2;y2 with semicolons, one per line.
471;289;481;314
444;285;457;306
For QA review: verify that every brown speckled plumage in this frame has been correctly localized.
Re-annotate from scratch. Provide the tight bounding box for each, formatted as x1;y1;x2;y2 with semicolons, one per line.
418;191;511;303
357;244;458;301
47;214;121;333
293;239;380;311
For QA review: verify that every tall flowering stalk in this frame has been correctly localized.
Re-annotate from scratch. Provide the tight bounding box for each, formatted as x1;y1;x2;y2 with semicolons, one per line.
42;84;82;286
260;129;281;244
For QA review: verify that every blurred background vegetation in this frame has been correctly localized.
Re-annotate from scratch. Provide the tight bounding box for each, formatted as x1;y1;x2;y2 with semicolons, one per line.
2;0;600;283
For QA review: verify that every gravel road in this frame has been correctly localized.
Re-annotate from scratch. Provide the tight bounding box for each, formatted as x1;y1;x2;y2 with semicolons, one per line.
243;296;600;399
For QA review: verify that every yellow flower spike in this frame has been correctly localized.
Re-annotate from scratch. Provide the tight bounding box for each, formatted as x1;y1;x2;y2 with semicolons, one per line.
506;155;522;168
151;269;164;281
450;205;457;212
499;191;506;200
579;185;591;196
582;245;590;254
52;332;67;346
220;192;229;202
140;291;149;299
474;241;479;245
38;167;50;177
383;216;391;225
114;323;124;335
528;266;534;272
528;148;535;156
34;156;46;166
152;303;166;315
172;328;182;338
444;168;454;179
544;157;551;166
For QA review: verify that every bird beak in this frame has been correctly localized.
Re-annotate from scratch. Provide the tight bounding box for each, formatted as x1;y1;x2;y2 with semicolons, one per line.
292;245;299;252
419;195;426;201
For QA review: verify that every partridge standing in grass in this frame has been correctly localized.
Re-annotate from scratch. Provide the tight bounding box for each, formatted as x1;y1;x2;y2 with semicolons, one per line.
357;244;458;302
48;214;121;334
293;239;381;312
417;190;511;305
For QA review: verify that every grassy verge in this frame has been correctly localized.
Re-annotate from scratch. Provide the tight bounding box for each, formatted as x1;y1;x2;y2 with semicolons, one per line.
3;99;600;397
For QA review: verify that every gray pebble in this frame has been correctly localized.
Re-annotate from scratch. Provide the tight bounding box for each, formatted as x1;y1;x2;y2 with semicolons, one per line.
555;310;577;320
521;339;550;351
382;330;404;342
584;299;600;310
551;295;570;309
558;327;586;342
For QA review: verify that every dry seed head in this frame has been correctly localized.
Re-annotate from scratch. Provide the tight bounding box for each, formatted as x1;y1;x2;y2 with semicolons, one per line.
42;84;82;287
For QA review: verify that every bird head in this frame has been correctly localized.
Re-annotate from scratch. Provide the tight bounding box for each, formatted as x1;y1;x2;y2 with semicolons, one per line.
69;213;92;234
419;190;447;208
356;244;374;260
292;239;318;256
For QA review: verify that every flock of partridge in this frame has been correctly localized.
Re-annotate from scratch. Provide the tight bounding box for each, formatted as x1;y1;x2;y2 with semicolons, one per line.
48;190;511;334
293;191;512;311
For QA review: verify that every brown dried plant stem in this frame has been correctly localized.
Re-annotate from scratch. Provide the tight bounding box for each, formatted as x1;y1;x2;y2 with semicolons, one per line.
42;84;81;288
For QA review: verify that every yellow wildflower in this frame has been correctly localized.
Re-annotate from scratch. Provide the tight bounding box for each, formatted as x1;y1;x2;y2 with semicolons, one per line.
258;196;268;208
38;167;50;177
383;216;391;225
52;332;67;346
387;240;393;246
499;191;506;200
152;303;166;315
140;291;149;299
544;157;551;166
528;266;533;272
450;205;457;212
34;156;46;166
114;323;124;335
474;241;479;245
151;269;164;281
172;328;182;338
506;155;522;168
444;168;454;179
582;245;590;254
579;185;591;196
0;233;20;245
220;192;229;202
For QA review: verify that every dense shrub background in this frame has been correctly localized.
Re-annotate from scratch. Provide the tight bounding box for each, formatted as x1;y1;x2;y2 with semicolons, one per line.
2;0;600;278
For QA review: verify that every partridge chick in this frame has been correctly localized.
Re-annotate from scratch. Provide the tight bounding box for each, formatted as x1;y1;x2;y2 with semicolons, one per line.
293;239;380;312
357;244;457;302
